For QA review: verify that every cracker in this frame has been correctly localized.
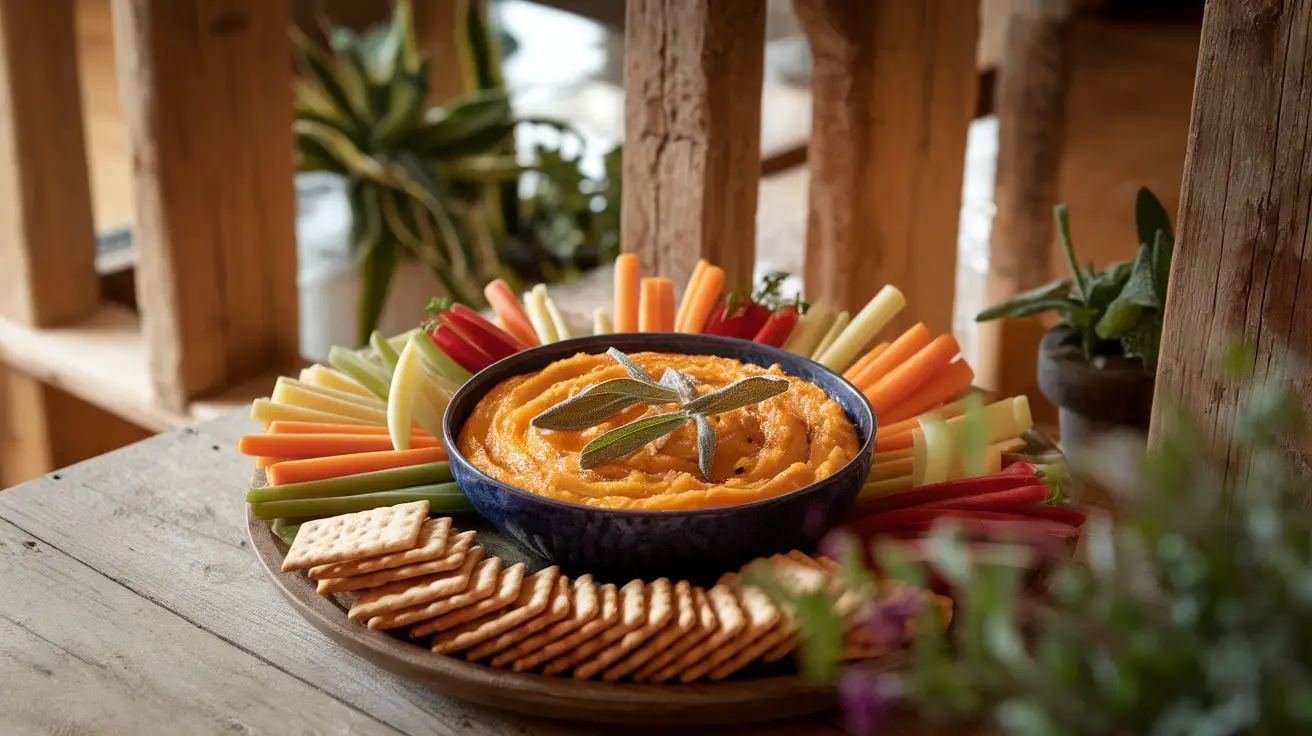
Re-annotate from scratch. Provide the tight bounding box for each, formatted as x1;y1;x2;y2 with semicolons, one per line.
510;582;619;673
542;579;646;676
647;584;743;683
786;550;827;571
316;530;475;594
429;567;560;655
492;576;601;669
281;500;428;572
350;547;484;625
467;575;572;661
602;580;695;681
573;578;676;680
709;621;796;680
409;562;525;638
308;517;455;579
677;574;780;682
632;586;719;682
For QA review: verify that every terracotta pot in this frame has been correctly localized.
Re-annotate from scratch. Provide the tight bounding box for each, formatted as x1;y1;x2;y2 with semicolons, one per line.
1036;326;1154;450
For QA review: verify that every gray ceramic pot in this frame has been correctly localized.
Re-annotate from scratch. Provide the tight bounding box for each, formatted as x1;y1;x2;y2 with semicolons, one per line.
1036;326;1154;449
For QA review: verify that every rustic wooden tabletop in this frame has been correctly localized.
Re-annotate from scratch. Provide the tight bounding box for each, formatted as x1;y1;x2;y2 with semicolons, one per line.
0;411;871;735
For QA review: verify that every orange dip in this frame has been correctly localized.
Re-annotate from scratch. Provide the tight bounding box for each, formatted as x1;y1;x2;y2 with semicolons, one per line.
457;352;860;510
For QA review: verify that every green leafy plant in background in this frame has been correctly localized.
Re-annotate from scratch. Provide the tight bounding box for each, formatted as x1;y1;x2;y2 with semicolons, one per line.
976;187;1175;371
292;0;621;346
764;344;1312;735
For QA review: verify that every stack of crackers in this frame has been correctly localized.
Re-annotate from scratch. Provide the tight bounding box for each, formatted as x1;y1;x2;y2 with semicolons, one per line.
279;501;951;682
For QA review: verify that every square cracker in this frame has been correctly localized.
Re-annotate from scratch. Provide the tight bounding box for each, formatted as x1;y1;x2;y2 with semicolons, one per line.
710;621;797;680
602;580;695;681
349;546;484;624
676;573;780;683
648;584;743;683
281;500;428;572
467;575;572;661
632;586;719;682
309;517;454;579
542;579;646;676
429;567;560;655
510;583;619;673
316;530;474;594
492;576;601;669
409;562;526;638
573;578;676;680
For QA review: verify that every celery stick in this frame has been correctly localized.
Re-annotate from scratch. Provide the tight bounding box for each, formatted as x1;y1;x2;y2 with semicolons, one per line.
270;519;300;545
370;331;401;372
246;461;453;503
410;331;472;386
387;328;419;354
329;345;391;399
249;483;473;520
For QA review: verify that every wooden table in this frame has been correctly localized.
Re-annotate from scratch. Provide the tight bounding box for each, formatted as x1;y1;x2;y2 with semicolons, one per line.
0;412;858;735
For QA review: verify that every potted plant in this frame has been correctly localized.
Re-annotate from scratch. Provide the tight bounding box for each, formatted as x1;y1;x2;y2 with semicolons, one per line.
976;188;1175;447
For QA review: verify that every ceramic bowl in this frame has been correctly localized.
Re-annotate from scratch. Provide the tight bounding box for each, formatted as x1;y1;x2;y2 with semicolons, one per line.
442;334;876;580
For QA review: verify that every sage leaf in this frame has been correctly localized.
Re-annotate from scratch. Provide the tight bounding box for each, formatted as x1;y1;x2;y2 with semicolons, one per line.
579;411;691;469
694;415;716;481
682;376;789;417
975;278;1071;322
1135;185;1174;248
531;378;677;431
659;368;699;403
608;347;658;385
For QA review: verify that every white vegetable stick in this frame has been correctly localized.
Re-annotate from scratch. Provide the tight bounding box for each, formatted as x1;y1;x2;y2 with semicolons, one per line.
250;399;365;426
524;286;559;344
859;475;914;500
536;284;572;340
275;376;384;408
811;311;850;360
817;285;906;372
943;396;1032;445
298;364;375;400
916;415;952;486
783;303;835;356
387;340;423;451
593;308;613;335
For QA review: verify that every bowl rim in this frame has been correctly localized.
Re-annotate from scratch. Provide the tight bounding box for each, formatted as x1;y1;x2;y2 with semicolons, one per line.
441;332;877;518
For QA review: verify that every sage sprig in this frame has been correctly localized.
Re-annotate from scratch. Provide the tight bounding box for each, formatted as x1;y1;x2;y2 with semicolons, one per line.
530;349;788;478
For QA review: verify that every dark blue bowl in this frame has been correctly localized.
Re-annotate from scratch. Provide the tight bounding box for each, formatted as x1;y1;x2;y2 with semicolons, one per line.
442;333;876;581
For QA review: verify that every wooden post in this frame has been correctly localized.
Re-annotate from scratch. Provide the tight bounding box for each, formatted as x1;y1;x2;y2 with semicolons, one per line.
414;0;467;105
113;0;300;411
621;0;767;293
976;0;1074;404
794;0;979;333
1151;0;1312;490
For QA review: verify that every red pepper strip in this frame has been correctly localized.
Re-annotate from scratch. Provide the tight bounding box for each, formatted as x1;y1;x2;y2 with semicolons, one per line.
739;303;773;340
752;306;799;347
444;305;524;360
849;474;1044;518
1001;461;1040;476
849;508;1080;540
701;297;748;337
920;484;1048;512
431;325;492;374
1017;503;1087;528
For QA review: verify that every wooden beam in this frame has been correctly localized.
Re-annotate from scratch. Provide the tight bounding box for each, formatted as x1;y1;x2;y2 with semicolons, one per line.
1151;0;1312;492
113;0;300;411
0;0;99;327
977;0;1074;407
794;0;978;334
414;0;467;105
621;0;767;294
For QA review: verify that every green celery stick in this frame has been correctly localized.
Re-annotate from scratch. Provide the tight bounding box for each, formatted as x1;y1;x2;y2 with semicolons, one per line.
370;330;401;372
411;331;473;385
249;483;473;520
387;328;419;354
246;461;452;503
270;519;300;545
329;345;391;399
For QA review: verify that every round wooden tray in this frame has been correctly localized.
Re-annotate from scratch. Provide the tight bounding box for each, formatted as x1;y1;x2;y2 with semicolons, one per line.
246;508;909;726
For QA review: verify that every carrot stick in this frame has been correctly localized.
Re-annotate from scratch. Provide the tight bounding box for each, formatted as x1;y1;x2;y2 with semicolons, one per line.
863;334;961;416
880;359;976;425
484;279;540;347
875;430;916;453
674;259;708;332
256;456;291;469
875;399;968;439
267;421;433;438
614;253;641;332
638;278;662;332
680;265;725;334
654;277;676;332
849;323;932;390
237;433;440;459
266;447;447;486
843;341;890;382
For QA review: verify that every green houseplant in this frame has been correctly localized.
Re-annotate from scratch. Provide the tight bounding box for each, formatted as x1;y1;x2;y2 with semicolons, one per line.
977;187;1175;447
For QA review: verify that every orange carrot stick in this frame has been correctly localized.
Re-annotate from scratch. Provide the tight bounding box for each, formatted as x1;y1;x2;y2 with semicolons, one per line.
843;341;891;382
237;433;440;459
614;254;640;332
880;359;976;425
638;277;662;332
674;260;709;331
485;279;540;347
863;334;961;416
256;456;291;469
680;265;725;334
849;323;932;390
266;446;446;486
874;430;916;453
654;277;676;332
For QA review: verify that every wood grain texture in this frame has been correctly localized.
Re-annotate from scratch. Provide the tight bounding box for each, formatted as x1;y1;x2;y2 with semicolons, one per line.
794;0;978;335
0;0;99;327
977;0;1074;410
113;0;300;411
621;0;767;295
1150;0;1312;498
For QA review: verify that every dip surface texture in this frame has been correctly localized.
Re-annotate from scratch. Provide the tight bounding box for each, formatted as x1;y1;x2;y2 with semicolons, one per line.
457;351;860;510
